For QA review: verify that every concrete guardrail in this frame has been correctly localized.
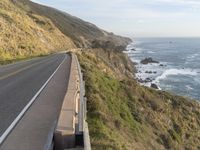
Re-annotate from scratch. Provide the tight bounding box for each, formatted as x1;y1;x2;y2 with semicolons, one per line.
54;52;91;150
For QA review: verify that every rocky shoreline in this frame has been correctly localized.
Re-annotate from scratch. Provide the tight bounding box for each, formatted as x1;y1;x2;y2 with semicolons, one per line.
126;44;169;90
135;57;165;90
140;57;159;64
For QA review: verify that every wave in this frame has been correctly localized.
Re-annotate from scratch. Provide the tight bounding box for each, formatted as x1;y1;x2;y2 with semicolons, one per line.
155;68;198;82
186;85;193;90
187;53;199;60
147;51;155;54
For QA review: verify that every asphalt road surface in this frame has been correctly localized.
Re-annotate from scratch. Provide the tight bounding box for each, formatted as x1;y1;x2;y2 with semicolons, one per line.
0;53;67;137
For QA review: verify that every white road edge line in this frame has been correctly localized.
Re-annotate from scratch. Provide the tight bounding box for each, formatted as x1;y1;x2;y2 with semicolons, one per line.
0;55;67;145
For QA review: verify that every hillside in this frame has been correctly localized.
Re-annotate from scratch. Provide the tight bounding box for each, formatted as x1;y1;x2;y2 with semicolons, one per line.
16;0;132;49
0;0;75;62
78;49;200;150
1;0;200;150
0;0;131;62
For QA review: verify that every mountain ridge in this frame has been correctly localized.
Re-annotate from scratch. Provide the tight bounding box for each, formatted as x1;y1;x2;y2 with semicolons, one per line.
15;0;132;49
0;1;200;149
0;0;131;62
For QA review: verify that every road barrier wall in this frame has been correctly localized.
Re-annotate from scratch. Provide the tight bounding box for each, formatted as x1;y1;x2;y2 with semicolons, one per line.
54;53;91;150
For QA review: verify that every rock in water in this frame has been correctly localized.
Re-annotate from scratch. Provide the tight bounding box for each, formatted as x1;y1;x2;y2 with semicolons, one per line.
131;48;136;51
141;57;159;64
160;64;164;66
151;83;159;89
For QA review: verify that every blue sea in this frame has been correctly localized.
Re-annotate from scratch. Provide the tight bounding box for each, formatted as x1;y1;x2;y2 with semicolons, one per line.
126;38;200;101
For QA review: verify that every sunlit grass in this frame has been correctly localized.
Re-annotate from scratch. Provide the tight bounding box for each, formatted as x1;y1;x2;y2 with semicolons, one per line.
78;50;200;150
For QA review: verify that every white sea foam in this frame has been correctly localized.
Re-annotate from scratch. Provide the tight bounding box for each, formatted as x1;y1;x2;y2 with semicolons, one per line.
126;39;200;100
185;53;200;64
147;51;155;54
155;68;198;83
187;53;199;59
186;85;193;90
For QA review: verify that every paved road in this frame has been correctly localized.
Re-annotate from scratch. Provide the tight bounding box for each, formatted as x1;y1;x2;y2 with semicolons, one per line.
0;54;67;137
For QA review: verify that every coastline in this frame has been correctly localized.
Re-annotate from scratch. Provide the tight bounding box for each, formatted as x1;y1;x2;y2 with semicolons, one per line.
125;38;200;101
80;47;200;149
125;41;162;90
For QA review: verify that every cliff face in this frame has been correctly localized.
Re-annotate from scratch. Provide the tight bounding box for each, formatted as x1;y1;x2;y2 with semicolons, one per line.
78;49;200;150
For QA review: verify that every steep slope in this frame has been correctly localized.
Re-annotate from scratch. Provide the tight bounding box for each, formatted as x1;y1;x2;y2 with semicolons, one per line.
16;0;132;49
0;0;131;63
1;1;199;149
0;0;75;62
78;49;200;150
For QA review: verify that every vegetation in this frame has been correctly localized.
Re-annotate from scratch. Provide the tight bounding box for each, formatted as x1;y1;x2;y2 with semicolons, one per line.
16;0;131;49
1;1;200;149
0;53;47;65
78;50;200;150
0;0;75;62
0;0;130;63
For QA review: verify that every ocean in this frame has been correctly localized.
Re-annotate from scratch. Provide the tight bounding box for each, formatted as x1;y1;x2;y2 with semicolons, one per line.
126;38;200;101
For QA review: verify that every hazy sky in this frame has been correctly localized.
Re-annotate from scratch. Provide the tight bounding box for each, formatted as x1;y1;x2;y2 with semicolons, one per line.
32;0;200;37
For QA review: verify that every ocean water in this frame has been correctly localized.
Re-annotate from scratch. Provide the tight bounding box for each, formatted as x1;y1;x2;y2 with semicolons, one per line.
126;38;200;101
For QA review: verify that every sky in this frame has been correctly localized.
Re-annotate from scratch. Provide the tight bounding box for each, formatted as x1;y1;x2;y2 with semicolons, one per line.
32;0;200;37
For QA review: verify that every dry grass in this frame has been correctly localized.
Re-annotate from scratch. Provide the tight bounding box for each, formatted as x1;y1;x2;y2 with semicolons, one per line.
0;0;75;61
17;0;132;49
78;49;200;150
